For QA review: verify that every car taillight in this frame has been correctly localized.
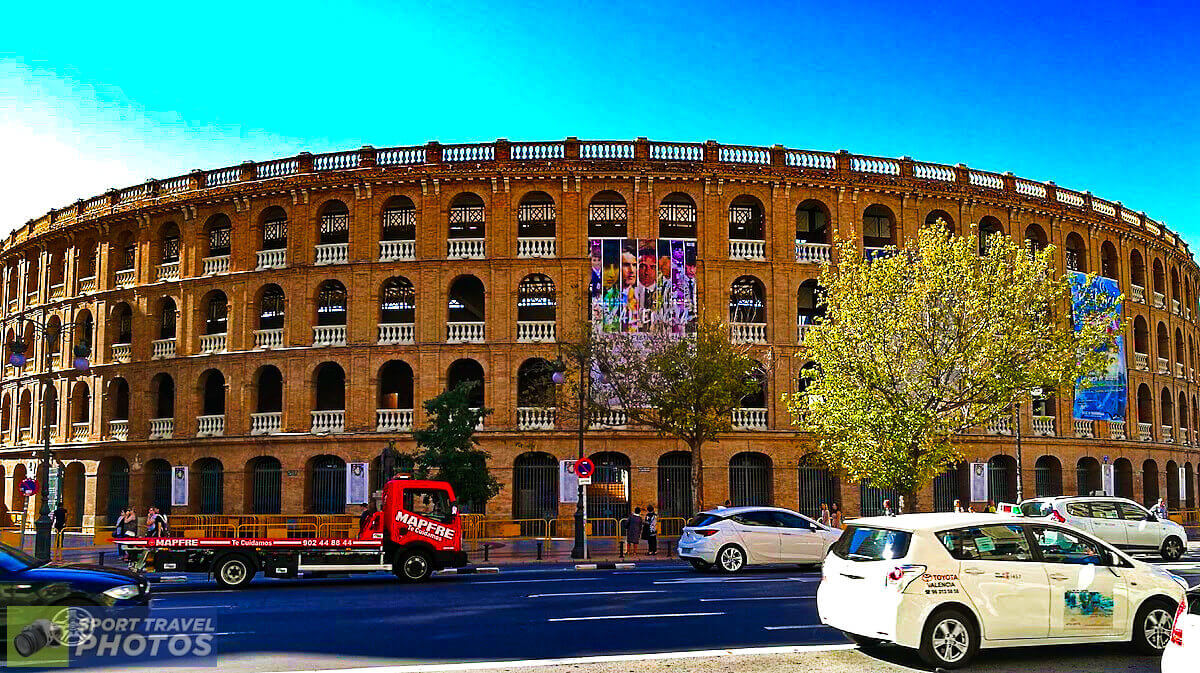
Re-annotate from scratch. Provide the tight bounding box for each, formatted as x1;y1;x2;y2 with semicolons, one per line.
1050;510;1066;523
694;529;720;537
1171;597;1187;646
885;564;927;592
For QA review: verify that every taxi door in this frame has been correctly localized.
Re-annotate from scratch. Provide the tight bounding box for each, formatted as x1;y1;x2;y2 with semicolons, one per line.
1030;525;1126;638
771;511;825;562
1085;501;1128;547
729;511;782;563
945;524;1050;639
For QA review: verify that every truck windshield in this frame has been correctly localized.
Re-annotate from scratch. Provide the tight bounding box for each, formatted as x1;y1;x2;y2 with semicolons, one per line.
403;489;454;523
830;525;911;562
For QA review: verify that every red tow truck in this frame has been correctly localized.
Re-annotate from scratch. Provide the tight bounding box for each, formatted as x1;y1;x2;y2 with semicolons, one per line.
117;478;469;589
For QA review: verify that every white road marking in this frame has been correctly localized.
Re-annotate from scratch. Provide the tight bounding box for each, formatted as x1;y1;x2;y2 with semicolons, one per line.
548;612;724;622
764;624;834;631
150;604;237;610
699;595;815;602
654;576;815;585
261;644;857;673
528;590;666;598
469;577;602;585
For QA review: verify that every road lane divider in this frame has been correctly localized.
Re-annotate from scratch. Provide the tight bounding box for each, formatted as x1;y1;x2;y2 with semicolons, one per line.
434;567;500;575
654;576;816;585
763;625;834;631
467;577;602;585
528;590;666;598
573;562;636;570
548;612;724;622
699;595;815;602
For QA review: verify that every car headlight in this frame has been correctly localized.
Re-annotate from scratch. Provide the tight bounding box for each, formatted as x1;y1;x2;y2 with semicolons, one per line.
102;584;141;600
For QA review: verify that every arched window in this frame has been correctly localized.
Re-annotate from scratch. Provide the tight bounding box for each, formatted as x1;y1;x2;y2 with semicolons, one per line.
729;276;766;324
259;206;288;251
1152;258;1166;302
862;204;895;250
77;239;98;280
1143;459;1160;506
1171;267;1181;307
61;463;85;526
159;222;181;265
313;362;346;411
108;378;129;422
1034;455;1063;497
517;274;556;341
729;452;773;506
1176;329;1186;369
925;209;955;234
41;384;58;440
1180;392;1190;443
447;276;485;342
448;193;486;239
75;310;94;350
380;277;416;333
255;366;283;414
200;369;226;416
735;365;768;430
381;195;417;242
1157;322;1170;370
1167;460;1180;509
1024;223;1048;256
728;195;765;241
795;199;830;246
1100;241;1119;280
17;390;32;436
1076;457;1101;496
517;358;556;411
195;458;224;514
144;458;172;514
111;302;133;345
1114;458;1134;500
45;316;61;358
378;360;415;415
988;455;1018;503
1137;384;1153;439
1161;388;1175;438
48;247;65;289
658;192;697;239
978;216;1004;255
258;284;286;330
248;456;283;514
512;452;559;521
1061;233;1086;273
658;452;693;519
99;457;130;524
315;280;347;326
205;214;232;257
517;191;556;241
1130;250;1146;292
204;291;228;335
587;452;631;529
447;359;485;408
797;280;825;334
309;455;347;514
158;297;177;340
151;373;175;421
318;200;350;245
114;231;136;273
588;191;627;239
71;381;90;424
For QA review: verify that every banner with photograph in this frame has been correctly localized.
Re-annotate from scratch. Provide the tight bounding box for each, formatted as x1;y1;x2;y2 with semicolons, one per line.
969;463;989;502
590;238;697;335
346;462;370;505
1070;272;1127;421
171;466;188;507
1102;464;1115;496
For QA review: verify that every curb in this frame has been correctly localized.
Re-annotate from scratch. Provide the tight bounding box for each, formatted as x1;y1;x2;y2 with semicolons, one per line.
435;567;500;575
574;562;636;570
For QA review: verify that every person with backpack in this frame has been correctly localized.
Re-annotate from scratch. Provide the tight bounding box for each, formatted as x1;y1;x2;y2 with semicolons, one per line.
643;505;659;555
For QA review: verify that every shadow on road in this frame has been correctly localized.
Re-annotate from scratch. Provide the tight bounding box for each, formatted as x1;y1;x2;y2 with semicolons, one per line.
856;641;1162;672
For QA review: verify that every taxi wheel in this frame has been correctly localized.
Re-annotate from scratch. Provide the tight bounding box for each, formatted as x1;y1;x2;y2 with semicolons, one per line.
1132;599;1177;654
395;550;433;583
716;544;746;574
1161;537;1185;561
689;559;714;572
919;608;978;669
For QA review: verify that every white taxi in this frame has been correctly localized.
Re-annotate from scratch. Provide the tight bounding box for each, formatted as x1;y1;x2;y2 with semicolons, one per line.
1162;586;1200;672
817;513;1187;669
677;506;841;572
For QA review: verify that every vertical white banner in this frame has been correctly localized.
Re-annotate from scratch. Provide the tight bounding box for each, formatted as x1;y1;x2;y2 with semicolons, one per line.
171;466;188;507
1180;467;1187;505
346;463;370;505
969;463;989;502
560;460;579;503
1102;464;1115;496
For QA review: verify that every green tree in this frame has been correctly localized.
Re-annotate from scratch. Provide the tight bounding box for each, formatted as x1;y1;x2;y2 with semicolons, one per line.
786;222;1121;512
409;381;500;512
566;319;761;514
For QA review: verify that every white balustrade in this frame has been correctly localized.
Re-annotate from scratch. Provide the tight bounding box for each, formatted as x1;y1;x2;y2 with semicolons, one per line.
114;268;135;286
1134;352;1149;370
108;419;129;441
152;338;176;359
71;422;90;442
314;243;349;265
517;321;556;343
312;324;347;346
310;410;345;434
379;240;416;262
1173;299;1181;314
729;239;766;261
196;414;225;437
199;333;227;353
518;407;557;430
733;408;768;430
50;283;64;298
79;275;96;292
730;322;767;344
203;255;230;275
1109;420;1126;440
1131;284;1145;303
517;237;556;258
110;343;131;363
156;261;179;281
795;242;832;264
256;248;287;270
447;322;485;343
255;328;284;349
448;238;485;259
797;321;816;343
1032;415;1056;436
1158;357;1169;374
1073;419;1094;438
591;409;628;428
378;323;415;345
250;412;282;436
1162;425;1174;443
18;427;31;443
1176;362;1185;378
376;408;414;432
1154;291;1166;309
986;416;1012;436
149;418;174;440
1138;421;1153;441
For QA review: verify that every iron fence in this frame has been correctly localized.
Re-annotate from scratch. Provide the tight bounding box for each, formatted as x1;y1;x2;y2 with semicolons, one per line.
729;454;772;506
797;467;836;519
657;453;692;518
859;482;899;517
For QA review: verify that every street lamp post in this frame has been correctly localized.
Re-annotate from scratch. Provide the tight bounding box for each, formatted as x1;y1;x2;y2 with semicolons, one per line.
7;318;90;561
553;355;588;560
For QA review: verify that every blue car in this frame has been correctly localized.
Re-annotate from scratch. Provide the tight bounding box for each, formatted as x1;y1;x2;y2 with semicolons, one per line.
0;542;149;607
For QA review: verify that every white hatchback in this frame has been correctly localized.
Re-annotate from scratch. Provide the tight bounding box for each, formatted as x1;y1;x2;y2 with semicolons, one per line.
817;513;1187;669
1162;586;1200;672
677;506;842;573
1019;496;1188;561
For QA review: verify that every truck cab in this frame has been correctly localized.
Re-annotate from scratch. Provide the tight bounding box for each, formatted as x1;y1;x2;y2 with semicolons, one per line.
362;478;468;579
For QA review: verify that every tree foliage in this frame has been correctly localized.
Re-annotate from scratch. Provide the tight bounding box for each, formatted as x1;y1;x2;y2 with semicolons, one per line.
409;381;500;512
786;223;1121;511
564;319;761;513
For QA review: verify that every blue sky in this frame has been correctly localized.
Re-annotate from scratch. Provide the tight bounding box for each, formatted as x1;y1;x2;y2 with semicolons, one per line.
2;1;1197;242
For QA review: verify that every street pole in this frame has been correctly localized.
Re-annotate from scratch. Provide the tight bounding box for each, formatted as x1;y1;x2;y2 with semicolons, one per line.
1014;400;1024;502
33;329;57;561
571;348;588;560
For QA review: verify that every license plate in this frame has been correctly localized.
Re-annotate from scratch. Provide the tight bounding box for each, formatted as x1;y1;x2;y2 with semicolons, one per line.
681;547;693;554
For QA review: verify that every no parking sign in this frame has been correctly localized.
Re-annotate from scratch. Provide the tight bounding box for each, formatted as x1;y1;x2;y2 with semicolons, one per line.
575;458;595;484
19;478;37;497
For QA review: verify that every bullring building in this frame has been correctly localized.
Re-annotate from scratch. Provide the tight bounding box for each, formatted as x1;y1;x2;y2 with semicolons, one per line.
0;137;1197;531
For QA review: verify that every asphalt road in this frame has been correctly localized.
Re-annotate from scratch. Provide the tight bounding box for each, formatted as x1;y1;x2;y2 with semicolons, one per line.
18;548;1200;673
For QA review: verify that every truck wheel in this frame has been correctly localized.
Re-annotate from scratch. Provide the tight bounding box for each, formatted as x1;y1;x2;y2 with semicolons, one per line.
918;607;978;669
1131;598;1176;654
214;555;255;589
1161;537;1185;561
394;550;433;583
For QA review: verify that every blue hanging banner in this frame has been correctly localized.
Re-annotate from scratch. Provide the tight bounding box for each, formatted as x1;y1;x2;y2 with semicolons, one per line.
1070;272;1126;421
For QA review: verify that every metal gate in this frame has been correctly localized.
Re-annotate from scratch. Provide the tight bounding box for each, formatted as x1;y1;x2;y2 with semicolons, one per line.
1035;464;1059;497
859;482;898;517
513;453;559;523
150;463;171;514
1076;463;1101;496
311;458;347;514
251;459;282;514
657;452;693;519
198;461;224;514
933;467;960;512
729;453;772;507
797;467;836;519
587;453;630;537
988;462;1012;503
106;465;129;525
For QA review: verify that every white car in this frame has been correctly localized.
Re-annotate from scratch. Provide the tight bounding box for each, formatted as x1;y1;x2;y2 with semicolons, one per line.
1162;586;1200;672
818;513;1187;669
1019;496;1188;561
677;506;841;573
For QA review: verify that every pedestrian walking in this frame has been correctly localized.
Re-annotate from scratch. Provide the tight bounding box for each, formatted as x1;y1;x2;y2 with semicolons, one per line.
626;507;644;555
953;499;964;513
1153;498;1169;518
830;503;842;528
146;506;169;538
898;496;906;514
819;503;831;527
883;499;894;517
114;508;137;560
52;501;68;550
644;505;658;555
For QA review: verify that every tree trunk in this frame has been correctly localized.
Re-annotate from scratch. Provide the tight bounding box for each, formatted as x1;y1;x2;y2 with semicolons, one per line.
902;490;921;514
690;439;705;516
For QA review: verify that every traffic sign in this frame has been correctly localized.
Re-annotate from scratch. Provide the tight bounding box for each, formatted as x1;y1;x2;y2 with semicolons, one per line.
578;477;592;486
19;478;37;497
575;458;595;479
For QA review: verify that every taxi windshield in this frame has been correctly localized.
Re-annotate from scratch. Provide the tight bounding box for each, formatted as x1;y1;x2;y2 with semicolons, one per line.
1019;501;1054;517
